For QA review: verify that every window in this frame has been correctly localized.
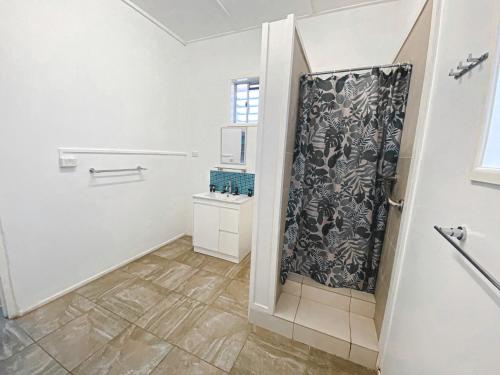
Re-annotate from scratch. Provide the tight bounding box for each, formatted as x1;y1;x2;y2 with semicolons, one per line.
472;42;500;185
231;78;259;124
482;76;500;168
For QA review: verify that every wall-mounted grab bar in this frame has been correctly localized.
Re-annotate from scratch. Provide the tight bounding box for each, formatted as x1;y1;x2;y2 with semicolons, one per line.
89;166;147;174
383;175;404;211
434;225;500;292
388;196;404;211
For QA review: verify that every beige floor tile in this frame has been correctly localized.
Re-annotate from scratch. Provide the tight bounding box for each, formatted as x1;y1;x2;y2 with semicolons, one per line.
17;293;95;340
152;347;225;375
178;235;193;245
96;278;168;322
0;317;33;361
38;306;129;371
0;344;68;375
301;284;350;311
302;277;351;296
274;292;300;322
351;290;376;303
176;270;227;304
293;324;350;360
202;257;237;277
287;272;304;283
295;299;350;342
75;270;134;302
175;250;211;268
73;325;172;375
350;313;378;351
226;256;250;281
282;279;302;297
152;261;198;290
350;298;375;318
154;241;192;260
231;332;309;375
177;307;250;372
121;254;170;281
307;347;376;375
212;279;249;318
349;344;378;370
136;293;207;342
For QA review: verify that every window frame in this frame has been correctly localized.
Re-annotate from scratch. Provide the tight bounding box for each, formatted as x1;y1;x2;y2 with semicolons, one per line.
230;77;259;125
471;32;500;186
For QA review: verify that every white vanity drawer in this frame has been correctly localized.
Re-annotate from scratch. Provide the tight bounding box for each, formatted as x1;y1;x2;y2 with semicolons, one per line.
218;231;239;258
219;208;239;233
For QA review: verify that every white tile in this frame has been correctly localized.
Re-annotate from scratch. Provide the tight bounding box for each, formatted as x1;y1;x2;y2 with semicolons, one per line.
350;313;378;351
301;284;350;311
349;344;378;369
302;277;351;296
287;272;304;283
282;279;302;297
248;307;294;339
293;323;350;359
350;298;375;318
295;298;350;342
351;289;376;303
274;293;300;322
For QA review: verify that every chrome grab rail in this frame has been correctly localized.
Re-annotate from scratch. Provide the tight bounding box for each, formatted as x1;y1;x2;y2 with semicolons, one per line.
89;166;147;174
383;175;404;211
434;225;500;292
388;196;404;211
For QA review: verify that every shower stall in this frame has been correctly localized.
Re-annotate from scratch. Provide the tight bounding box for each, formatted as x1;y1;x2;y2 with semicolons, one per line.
248;7;432;369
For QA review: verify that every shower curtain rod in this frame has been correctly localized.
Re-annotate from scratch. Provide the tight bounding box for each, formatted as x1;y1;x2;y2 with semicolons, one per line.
303;62;412;77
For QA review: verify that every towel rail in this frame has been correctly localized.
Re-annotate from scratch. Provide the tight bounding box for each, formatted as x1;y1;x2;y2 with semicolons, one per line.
434;225;500;292
89;166;147;174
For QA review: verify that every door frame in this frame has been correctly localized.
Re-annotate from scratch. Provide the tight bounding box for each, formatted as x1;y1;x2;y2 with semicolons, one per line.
0;217;18;318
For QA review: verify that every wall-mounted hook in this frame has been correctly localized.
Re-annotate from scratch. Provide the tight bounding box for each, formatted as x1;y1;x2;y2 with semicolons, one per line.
450;52;489;80
449;68;460;78
467;53;480;63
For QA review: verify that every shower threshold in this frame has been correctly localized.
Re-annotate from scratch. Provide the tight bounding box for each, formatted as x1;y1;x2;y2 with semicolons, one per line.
274;274;378;369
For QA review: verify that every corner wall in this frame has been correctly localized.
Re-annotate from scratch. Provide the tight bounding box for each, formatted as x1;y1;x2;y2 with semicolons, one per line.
374;0;433;335
0;0;189;313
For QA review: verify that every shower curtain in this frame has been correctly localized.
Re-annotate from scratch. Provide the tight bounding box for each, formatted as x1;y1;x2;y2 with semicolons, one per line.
280;66;411;293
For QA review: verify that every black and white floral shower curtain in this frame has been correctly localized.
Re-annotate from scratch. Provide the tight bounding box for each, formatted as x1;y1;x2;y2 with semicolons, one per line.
280;66;412;293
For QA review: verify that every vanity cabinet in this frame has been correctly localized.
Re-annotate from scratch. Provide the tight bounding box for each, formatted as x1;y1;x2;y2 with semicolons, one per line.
192;193;253;263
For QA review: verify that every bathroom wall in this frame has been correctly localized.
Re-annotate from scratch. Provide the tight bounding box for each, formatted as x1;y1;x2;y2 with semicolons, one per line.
297;0;428;71
381;0;500;373
374;0;433;335
183;29;262;235
0;0;189;313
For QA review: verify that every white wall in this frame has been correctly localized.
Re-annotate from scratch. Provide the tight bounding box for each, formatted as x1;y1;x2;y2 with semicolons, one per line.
183;29;262;235
0;0;189;313
0;0;428;314
297;0;427;71
381;0;500;373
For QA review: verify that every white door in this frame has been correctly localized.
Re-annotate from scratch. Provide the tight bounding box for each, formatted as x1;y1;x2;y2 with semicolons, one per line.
193;203;220;251
381;1;500;374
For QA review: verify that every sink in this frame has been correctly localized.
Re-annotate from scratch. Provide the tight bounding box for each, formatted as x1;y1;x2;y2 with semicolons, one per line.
193;192;252;204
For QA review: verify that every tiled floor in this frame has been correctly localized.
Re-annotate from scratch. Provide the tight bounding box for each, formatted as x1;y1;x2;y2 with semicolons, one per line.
0;236;374;374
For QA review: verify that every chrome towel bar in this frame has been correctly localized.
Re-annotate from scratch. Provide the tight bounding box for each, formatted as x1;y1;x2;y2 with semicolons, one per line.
89;166;147;174
434;225;500;292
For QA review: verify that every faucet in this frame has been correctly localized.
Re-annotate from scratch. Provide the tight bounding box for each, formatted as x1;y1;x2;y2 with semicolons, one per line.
228;180;232;194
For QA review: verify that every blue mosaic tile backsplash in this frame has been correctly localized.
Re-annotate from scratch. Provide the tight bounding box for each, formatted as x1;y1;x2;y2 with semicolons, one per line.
210;170;255;195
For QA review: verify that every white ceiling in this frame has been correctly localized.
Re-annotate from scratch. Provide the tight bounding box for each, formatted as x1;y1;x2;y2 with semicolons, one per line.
123;0;390;44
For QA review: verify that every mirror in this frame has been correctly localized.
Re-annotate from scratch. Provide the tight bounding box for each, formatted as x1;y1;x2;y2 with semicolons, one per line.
221;127;246;165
